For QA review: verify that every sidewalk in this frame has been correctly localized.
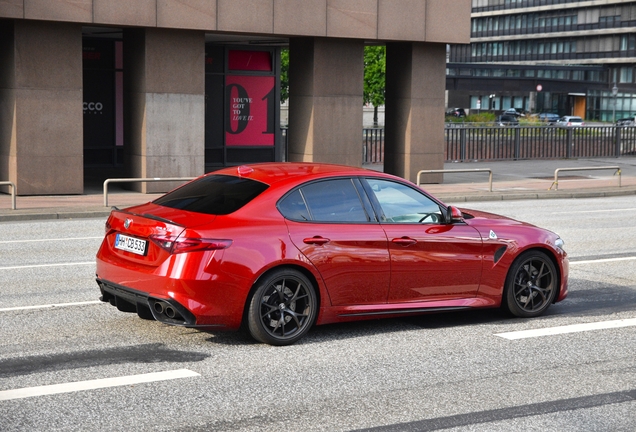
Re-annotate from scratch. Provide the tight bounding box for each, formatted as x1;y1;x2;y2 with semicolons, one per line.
1;157;636;222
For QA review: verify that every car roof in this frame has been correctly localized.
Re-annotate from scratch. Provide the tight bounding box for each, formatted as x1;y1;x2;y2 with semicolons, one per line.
208;162;397;187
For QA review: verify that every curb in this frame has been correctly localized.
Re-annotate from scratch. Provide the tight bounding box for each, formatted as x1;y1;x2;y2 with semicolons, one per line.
439;187;636;203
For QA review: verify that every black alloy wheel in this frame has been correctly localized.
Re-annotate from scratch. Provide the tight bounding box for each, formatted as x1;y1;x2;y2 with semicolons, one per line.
248;269;317;345
504;251;558;318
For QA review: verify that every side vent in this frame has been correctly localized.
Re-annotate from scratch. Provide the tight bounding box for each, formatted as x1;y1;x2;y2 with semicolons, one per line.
494;246;507;264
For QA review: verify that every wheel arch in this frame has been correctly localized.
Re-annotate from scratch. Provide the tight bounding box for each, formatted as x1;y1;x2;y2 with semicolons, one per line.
516;246;563;303
503;246;563;313
240;263;323;330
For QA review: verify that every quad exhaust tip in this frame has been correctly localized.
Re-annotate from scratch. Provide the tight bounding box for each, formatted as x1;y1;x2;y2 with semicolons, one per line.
150;299;185;323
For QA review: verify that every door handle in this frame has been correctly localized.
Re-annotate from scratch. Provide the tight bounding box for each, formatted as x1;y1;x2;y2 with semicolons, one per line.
303;236;330;245
392;237;417;246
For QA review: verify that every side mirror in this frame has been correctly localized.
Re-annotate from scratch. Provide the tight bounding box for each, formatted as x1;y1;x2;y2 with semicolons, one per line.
446;205;464;224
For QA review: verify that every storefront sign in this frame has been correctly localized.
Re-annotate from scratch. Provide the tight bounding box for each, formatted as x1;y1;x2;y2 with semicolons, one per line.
225;75;275;146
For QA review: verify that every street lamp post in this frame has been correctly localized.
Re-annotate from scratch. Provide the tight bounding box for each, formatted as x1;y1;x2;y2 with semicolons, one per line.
612;83;618;123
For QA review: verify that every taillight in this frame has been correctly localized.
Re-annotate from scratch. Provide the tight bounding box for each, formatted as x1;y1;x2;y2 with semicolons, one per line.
105;219;113;235
149;233;232;254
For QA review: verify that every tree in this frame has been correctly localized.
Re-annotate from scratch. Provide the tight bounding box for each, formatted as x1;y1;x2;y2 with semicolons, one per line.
280;48;289;103
363;45;386;127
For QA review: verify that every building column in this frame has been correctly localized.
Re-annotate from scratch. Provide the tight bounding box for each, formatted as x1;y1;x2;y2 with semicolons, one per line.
384;42;446;184
123;28;205;193
288;37;364;167
0;20;83;195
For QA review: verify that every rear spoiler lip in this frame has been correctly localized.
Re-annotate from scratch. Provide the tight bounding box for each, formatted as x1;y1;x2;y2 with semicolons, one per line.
111;208;184;229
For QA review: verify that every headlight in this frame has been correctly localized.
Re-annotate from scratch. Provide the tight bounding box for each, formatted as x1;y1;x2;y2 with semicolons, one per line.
555;237;565;250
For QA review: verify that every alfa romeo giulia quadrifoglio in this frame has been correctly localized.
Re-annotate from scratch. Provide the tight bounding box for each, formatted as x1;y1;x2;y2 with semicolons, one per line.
96;163;568;345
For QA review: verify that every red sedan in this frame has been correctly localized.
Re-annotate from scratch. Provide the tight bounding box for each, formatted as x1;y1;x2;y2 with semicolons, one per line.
96;163;568;345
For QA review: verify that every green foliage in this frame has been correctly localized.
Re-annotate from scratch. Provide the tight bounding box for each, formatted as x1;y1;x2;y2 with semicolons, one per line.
280;48;289;103
364;46;386;108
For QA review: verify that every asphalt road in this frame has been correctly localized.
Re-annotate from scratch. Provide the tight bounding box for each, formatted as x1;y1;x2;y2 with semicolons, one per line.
0;196;635;431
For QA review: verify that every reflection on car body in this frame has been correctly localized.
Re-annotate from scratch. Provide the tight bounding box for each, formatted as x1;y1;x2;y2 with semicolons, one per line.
96;163;569;345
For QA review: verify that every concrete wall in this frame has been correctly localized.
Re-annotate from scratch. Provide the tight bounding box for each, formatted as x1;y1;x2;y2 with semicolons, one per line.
0;0;471;42
123;28;205;193
0;20;83;195
0;0;471;194
288;38;364;166
384;42;446;184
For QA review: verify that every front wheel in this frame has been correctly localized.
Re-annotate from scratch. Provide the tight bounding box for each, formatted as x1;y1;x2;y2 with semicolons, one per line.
247;269;317;346
504;251;558;318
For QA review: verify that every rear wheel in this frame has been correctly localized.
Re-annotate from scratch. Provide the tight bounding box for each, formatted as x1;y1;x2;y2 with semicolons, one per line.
247;269;317;346
504;251;558;317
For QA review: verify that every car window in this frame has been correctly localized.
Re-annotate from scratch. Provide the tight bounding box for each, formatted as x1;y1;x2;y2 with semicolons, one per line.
279;178;369;223
277;189;310;221
365;178;443;224
153;175;268;215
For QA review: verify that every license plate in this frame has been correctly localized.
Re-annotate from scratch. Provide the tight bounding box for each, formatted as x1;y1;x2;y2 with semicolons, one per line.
114;234;148;256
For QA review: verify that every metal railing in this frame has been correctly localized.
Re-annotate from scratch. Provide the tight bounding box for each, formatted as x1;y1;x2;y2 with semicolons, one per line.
445;125;636;162
549;166;621;191
103;177;195;207
0;181;17;210
417;169;493;192
358;125;636;165
363;128;384;163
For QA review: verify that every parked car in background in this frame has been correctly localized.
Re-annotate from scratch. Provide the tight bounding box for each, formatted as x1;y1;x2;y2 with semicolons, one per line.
503;108;524;117
556;116;585;127
538;113;560;124
616;115;636;126
496;114;519;126
446;108;466;118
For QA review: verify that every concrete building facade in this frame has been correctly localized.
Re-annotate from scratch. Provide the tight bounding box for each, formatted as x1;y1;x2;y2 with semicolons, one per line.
1;0;470;195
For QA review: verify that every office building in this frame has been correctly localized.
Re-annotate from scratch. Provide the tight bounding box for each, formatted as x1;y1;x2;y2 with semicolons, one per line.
447;0;636;121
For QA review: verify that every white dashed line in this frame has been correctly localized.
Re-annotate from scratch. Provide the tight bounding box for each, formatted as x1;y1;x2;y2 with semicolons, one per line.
0;237;101;244
569;256;636;265
495;318;636;340
0;262;94;270
0;369;200;401
0;301;101;312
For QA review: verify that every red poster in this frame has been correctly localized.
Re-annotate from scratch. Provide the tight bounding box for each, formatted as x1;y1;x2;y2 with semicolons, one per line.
225;75;275;146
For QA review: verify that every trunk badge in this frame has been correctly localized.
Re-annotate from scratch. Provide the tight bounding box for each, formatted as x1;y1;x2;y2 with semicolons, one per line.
124;218;132;229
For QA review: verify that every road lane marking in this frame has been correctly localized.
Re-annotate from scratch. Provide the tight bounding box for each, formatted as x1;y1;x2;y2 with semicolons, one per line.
495;318;636;340
0;369;200;401
0;262;94;270
551;208;636;214
569;256;636;265
0;237;102;244
0;301;101;312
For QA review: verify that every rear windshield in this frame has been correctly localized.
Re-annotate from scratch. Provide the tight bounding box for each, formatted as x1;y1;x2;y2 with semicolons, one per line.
153;175;269;215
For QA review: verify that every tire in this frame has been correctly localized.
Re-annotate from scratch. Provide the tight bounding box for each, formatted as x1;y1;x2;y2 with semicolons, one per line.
247;269;317;346
503;251;558;318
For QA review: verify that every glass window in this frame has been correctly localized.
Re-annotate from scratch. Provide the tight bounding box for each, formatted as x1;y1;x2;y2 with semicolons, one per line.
620;67;633;83
365;179;442;224
278;189;310;221
154;175;269;215
293;179;369;223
